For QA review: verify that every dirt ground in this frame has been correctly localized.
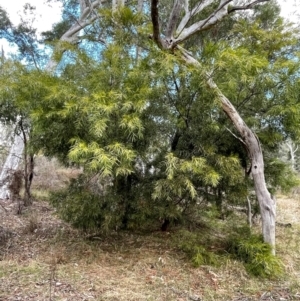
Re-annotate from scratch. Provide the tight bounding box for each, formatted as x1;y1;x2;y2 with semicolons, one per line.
1;194;300;301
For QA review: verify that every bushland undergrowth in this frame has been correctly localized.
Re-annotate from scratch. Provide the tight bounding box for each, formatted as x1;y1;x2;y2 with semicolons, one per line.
1;157;299;301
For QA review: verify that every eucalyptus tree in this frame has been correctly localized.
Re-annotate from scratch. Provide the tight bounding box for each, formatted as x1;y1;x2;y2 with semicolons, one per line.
0;0;106;200
0;3;48;201
1;0;300;254
147;0;300;254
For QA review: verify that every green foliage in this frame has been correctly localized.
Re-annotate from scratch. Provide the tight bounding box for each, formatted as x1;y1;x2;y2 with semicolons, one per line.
172;221;283;278
226;229;283;278
50;175;125;232
1;0;300;242
41;19;73;43
175;229;220;267
264;157;300;193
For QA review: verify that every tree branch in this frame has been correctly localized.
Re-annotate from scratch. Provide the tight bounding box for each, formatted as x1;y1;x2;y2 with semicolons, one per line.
174;0;270;46
228;0;270;13
175;0;231;44
46;0;105;72
226;127;246;146
151;0;163;48
79;0;88;12
166;0;183;40
176;0;215;36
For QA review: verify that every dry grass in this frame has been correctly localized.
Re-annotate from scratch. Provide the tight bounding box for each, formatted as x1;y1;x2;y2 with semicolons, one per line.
1;198;300;301
1;159;300;300
31;155;81;195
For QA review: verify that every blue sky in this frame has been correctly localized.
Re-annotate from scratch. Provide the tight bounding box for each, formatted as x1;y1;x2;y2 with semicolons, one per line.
1;0;298;54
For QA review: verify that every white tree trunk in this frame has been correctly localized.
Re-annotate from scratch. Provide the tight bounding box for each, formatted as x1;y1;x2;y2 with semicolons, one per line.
150;0;275;252
204;66;276;254
0;131;24;199
172;46;276;253
207;65;277;254
286;140;298;170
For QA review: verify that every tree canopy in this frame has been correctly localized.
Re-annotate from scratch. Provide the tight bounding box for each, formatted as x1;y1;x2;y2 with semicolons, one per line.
0;0;300;253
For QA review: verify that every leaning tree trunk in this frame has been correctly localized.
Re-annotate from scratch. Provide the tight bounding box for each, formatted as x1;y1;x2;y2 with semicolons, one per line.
175;47;276;254
206;73;276;254
150;0;274;250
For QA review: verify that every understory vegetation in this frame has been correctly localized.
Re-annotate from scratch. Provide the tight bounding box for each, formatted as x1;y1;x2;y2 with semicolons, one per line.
1;157;300;300
1;0;300;298
49;172;284;279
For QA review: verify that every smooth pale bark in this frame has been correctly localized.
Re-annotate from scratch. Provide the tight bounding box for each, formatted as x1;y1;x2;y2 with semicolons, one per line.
207;73;276;253
179;48;276;253
247;197;252;228
0;133;24;199
286;140;298;170
46;0;105;72
150;0;275;253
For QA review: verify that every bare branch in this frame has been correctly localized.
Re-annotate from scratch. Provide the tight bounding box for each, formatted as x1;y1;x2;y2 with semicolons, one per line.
62;15;99;40
184;0;189;14
138;0;144;12
79;0;88;12
46;0;106;72
228;0;270;13
174;0;270;46
226;127;246;145
175;0;231;44
79;0;104;23
151;0;163;48
166;0;183;40
176;0;217;35
63;0;104;40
